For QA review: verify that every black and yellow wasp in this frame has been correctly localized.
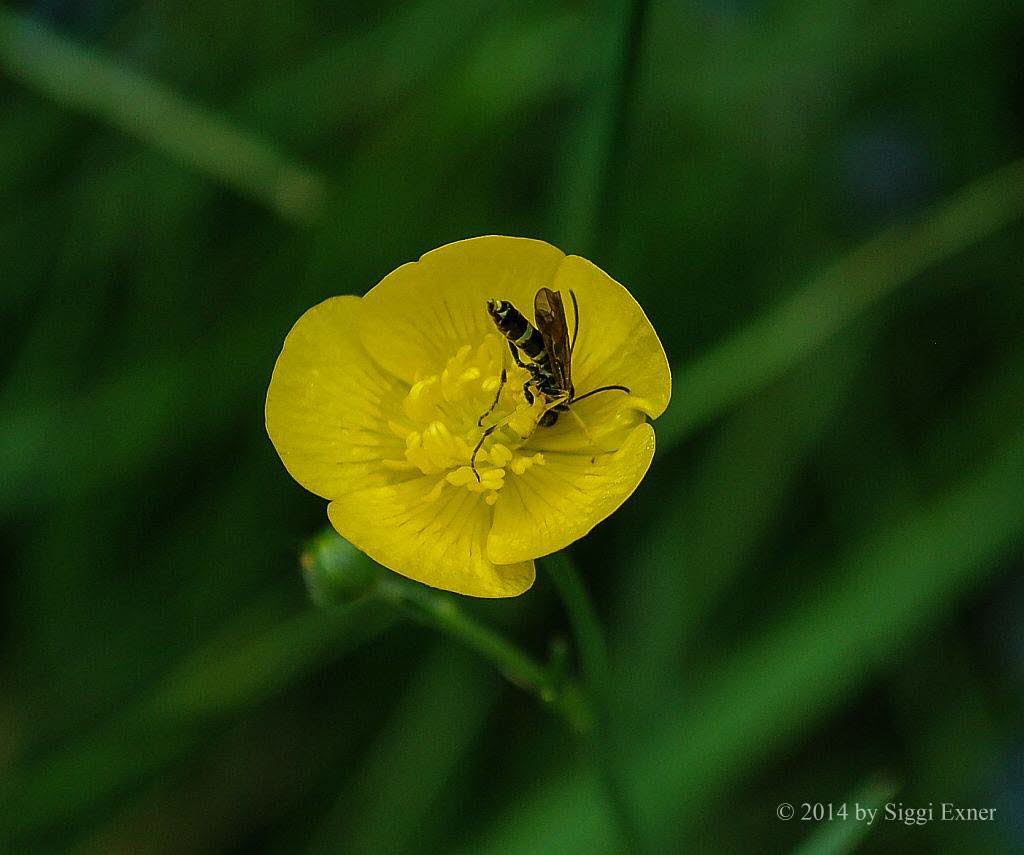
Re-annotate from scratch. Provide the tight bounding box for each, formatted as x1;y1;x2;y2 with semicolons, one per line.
471;287;630;479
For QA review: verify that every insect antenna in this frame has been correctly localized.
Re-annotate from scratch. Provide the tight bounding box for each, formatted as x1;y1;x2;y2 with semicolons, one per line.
569;289;580;354
570;384;631;404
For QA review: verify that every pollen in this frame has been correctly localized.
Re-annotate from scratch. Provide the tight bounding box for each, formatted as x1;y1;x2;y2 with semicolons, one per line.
389;334;546;503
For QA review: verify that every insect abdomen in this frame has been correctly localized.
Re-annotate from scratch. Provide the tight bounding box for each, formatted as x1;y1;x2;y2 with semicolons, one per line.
487;300;548;363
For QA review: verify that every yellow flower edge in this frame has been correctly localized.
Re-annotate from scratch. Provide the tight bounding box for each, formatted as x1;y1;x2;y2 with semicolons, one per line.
266;236;671;598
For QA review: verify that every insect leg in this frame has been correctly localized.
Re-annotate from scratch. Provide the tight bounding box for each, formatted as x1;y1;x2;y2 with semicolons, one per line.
509;344;545;406
470;425;498;481
535;394;570;427
522;366;547;406
477;368;507;427
470;383;552;481
506;339;530;370
561;406;608;464
566;406;598;447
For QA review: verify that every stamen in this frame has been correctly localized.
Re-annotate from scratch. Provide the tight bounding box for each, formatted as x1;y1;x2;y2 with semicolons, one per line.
390;334;547;503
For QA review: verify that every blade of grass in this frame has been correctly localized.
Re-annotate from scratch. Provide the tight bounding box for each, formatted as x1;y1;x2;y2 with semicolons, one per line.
554;0;649;259
0;8;325;222
657;156;1024;453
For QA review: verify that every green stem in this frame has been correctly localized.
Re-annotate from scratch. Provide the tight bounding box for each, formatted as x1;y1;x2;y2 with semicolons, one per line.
373;575;592;734
545;553;646;854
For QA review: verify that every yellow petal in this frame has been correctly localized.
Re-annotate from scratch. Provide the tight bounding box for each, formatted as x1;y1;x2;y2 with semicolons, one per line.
516;389;646;456
328;476;535;597
487;422;656;564
553;255;671;419
265;296;407;499
359;236;565;383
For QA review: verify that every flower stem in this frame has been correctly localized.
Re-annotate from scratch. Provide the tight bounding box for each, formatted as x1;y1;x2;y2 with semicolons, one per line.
373;575;592;734
544;553;646;854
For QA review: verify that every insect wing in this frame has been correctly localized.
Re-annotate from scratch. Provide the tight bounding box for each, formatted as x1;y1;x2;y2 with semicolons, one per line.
534;287;572;393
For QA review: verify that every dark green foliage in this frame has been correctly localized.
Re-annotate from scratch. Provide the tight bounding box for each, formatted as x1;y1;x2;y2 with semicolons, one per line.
1;1;1022;852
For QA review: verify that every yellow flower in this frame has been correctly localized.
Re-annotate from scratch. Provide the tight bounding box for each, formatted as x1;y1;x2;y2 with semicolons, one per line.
265;236;671;598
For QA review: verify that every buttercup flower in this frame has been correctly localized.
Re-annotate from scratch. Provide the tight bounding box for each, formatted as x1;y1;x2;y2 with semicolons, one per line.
266;236;670;597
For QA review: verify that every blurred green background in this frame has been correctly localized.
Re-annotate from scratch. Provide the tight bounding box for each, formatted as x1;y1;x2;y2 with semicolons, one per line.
2;0;1024;852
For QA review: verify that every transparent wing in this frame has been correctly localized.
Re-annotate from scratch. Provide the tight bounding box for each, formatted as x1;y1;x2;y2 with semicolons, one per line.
534;287;572;393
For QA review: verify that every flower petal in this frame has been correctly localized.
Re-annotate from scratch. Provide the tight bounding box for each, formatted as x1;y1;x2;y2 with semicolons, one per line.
328;477;535;597
553;255;672;419
516;388;646;456
265;296;407;500
486;422;656;564
359;236;565;383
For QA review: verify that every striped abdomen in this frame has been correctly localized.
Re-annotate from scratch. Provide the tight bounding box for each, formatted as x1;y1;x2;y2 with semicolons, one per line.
486;299;549;366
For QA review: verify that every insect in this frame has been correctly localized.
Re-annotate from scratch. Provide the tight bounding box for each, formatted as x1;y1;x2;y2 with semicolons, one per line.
470;287;630;480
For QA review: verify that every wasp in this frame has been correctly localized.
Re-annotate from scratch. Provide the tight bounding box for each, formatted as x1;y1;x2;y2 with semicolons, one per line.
470;287;630;480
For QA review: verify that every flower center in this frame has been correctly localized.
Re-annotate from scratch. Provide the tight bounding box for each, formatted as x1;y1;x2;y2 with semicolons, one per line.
383;334;548;505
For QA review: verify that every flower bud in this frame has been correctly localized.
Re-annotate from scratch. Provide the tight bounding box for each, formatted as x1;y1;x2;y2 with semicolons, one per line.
300;529;381;606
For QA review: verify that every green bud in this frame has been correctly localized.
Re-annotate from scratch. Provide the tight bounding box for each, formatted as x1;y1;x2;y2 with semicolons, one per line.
300;529;381;607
